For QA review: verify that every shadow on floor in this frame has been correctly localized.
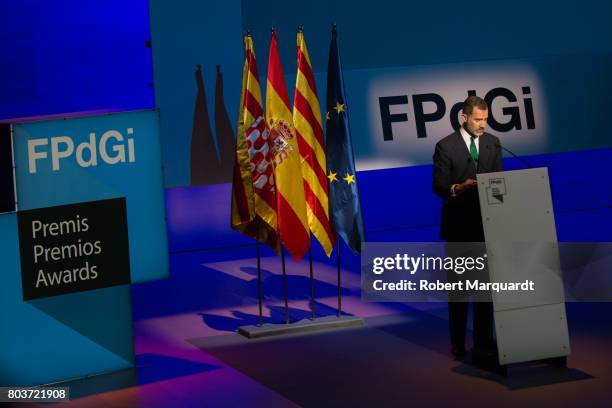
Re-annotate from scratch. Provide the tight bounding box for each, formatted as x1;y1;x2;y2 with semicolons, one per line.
197;301;349;332
189;315;597;407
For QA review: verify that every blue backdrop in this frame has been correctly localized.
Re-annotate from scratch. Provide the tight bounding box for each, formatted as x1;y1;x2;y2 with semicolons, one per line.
1;3;611;264
0;0;154;120
1;0;612;385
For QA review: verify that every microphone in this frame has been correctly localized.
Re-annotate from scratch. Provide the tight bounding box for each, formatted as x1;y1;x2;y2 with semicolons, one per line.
490;142;533;168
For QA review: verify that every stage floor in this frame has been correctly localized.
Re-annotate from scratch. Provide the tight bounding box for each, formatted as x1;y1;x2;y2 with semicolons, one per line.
19;246;612;407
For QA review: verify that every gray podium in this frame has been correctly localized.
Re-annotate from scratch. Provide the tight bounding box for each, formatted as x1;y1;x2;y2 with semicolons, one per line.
477;168;570;366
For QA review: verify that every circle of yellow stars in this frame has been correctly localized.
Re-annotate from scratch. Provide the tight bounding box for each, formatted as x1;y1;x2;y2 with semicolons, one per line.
327;171;355;185
326;102;354;185
326;101;345;122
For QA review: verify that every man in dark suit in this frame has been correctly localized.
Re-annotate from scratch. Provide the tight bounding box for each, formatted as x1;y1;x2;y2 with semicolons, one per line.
432;95;502;359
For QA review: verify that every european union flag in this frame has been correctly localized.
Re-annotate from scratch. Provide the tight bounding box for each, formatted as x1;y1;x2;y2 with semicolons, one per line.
325;25;365;254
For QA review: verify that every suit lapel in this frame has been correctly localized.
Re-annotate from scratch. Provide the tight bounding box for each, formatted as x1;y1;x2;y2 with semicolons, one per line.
454;131;471;162
477;133;490;173
454;131;475;174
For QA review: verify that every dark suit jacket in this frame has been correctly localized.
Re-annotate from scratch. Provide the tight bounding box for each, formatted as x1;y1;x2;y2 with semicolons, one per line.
432;131;502;241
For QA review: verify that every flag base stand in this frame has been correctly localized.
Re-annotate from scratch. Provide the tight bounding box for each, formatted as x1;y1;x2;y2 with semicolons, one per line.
237;315;363;339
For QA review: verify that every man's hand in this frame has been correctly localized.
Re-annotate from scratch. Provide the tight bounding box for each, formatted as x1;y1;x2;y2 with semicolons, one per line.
454;178;478;194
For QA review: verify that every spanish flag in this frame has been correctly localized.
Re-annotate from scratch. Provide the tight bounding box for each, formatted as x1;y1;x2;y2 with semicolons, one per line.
293;29;335;257
266;29;310;261
231;34;279;252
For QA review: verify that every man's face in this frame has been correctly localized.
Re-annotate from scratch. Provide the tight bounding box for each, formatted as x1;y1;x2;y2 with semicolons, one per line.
462;107;488;137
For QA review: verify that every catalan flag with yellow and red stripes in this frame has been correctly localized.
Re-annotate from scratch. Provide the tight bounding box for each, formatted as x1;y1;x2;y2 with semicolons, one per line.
293;29;335;256
231;34;279;252
266;29;310;261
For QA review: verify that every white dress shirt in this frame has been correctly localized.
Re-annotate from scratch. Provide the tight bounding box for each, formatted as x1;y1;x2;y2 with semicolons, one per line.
450;126;480;196
459;125;479;155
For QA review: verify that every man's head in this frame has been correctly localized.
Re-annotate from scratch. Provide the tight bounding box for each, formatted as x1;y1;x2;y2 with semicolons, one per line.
461;96;488;137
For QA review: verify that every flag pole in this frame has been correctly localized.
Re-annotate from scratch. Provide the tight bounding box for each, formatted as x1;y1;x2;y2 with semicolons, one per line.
256;221;263;326
309;247;315;320
281;246;290;324
337;236;342;317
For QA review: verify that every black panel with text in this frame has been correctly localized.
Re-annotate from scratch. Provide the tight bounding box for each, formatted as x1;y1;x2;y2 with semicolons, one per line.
17;198;131;300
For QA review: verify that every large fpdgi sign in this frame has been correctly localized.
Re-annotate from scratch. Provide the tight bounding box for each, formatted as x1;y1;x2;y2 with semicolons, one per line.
17;198;130;300
348;61;549;171
2;109;167;386
12;109;168;284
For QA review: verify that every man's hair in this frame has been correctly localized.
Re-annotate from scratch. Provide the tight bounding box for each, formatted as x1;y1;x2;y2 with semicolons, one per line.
463;96;488;115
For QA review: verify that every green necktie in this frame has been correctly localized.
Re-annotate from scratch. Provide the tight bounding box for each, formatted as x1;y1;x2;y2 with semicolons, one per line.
470;136;479;168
